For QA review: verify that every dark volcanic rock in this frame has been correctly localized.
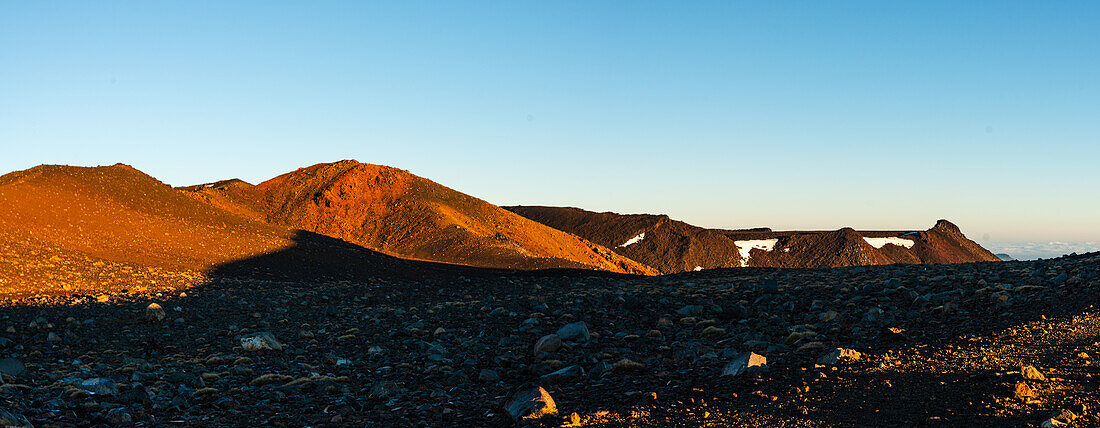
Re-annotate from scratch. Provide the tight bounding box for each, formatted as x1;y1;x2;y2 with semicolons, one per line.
506;206;1000;272
0;359;25;377
503;384;557;420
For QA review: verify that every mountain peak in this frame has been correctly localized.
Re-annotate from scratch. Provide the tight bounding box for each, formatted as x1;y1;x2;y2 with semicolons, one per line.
932;219;962;234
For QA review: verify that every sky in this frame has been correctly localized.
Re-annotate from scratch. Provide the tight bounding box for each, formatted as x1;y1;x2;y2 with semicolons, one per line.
1;1;1098;257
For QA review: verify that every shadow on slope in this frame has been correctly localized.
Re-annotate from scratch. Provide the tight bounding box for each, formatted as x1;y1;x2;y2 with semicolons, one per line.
202;229;642;284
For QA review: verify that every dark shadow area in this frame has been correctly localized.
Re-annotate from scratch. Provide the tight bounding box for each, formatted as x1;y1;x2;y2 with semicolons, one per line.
205;229;643;284
1;243;1097;426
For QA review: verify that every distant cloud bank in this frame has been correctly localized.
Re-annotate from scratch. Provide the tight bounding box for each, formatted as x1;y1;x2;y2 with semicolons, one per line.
983;241;1100;261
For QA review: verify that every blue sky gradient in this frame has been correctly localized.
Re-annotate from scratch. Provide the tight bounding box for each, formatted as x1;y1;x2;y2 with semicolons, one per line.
2;2;1098;253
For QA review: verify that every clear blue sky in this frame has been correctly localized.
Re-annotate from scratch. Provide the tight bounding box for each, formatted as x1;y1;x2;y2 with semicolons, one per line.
2;1;1098;248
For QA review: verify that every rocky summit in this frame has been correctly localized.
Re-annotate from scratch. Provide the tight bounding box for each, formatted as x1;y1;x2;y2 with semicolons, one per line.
1;250;1098;426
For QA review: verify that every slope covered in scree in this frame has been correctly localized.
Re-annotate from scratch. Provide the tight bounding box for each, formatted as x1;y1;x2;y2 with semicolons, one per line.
506;206;999;273
189;161;655;274
0;164;472;297
0;164;293;270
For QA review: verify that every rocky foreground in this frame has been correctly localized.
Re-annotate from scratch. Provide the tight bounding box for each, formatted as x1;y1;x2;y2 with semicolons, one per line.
2;253;1099;427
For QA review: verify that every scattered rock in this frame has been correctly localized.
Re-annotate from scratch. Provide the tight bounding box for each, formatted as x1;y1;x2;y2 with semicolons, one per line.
0;359;25;377
1041;409;1078;427
541;365;584;383
369;381;397;398
819;348;862;365
80;378;119;396
106;408;132;425
478;369;500;383
556;322;590;342
1014;381;1034;399
250;374;293;386
722;352;767;377
145;303;166;322
503;384;557;420
240;332;283;351
0;409;33;427
610;358;645;374
677;305;704;317
1021;365;1045;381
534;334;562;353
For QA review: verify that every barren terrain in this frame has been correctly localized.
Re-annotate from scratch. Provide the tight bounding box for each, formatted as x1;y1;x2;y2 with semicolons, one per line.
1;250;1097;426
507;206;1000;273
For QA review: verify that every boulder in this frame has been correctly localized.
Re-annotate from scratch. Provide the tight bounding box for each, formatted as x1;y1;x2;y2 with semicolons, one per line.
541;365;585;383
503;384;557;420
240;332;283;351
1021;365;1045;381
80;378;119;396
0;409;32;428
0;359;25;377
145;303;166;322
819;348;862;364
556;322;590;342
721;352;766;377
533;334;562;353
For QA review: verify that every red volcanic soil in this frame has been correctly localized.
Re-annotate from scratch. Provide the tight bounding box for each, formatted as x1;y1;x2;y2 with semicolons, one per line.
0;164;469;298
506;206;1000;273
0;164;291;271
183;161;656;275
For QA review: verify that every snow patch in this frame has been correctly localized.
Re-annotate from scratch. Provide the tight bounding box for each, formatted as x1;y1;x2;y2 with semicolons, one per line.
693;266;703;271
863;237;915;249
734;239;778;267
620;232;645;247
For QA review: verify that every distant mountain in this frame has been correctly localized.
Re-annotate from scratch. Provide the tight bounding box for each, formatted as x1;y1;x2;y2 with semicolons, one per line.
996;253;1017;261
183;161;655;275
505;206;1000;274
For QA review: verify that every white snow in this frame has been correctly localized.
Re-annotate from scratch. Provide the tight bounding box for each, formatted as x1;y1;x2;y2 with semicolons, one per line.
863;237;916;249
693;266;703;271
619;232;646;247
734;239;779;267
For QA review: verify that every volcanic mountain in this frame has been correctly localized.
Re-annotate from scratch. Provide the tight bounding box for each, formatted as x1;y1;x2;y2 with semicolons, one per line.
182;161;655;275
0;163;493;297
505;206;1000;274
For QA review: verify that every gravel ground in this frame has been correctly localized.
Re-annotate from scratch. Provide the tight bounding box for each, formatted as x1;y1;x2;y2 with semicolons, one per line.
1;253;1098;427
